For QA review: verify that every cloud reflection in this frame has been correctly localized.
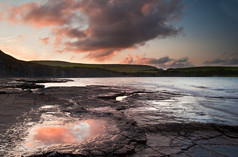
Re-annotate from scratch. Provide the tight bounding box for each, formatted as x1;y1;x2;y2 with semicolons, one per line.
25;119;106;148
34;126;75;144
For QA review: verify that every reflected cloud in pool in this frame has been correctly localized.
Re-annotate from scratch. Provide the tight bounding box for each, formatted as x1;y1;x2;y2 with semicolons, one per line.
18;114;107;153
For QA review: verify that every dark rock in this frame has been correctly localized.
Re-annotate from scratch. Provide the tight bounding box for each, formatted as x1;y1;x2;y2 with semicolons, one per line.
16;83;45;89
30;151;86;157
0;79;237;157
16;78;73;83
0;91;6;94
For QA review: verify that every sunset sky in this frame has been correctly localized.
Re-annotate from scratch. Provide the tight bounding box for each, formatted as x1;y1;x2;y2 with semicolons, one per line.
0;0;238;68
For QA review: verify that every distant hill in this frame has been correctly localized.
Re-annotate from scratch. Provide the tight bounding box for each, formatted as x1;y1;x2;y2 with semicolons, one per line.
0;50;238;77
0;50;58;77
163;67;238;77
0;50;158;77
31;61;159;74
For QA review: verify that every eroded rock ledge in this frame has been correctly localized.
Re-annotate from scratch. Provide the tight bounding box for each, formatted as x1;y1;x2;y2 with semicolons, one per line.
0;79;237;157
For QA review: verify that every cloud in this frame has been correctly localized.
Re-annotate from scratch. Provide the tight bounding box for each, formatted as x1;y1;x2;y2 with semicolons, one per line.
39;37;50;45
4;0;81;27
0;35;24;43
1;0;186;61
204;58;238;65
64;0;184;59
120;55;192;69
52;27;87;47
120;54;134;64
85;50;121;61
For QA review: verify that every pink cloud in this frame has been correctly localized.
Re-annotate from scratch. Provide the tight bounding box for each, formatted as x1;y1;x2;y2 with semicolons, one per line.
39;37;50;45
4;0;80;27
1;0;186;61
84;49;121;61
120;54;134;64
121;54;192;69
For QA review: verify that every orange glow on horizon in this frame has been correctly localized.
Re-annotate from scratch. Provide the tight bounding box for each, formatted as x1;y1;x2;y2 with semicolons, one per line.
0;45;39;61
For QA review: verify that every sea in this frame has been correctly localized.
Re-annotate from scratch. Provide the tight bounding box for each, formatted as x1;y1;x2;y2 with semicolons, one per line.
1;77;238;156
41;77;238;125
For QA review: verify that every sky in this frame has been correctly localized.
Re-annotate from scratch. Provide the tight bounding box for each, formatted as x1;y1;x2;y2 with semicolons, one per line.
0;0;238;69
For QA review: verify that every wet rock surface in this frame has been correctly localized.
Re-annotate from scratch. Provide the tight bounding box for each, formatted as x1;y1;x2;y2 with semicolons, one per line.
0;79;237;157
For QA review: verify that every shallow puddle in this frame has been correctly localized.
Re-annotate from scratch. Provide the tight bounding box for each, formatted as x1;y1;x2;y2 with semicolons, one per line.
40;105;56;109
116;95;128;101
28;119;105;146
14;113;107;155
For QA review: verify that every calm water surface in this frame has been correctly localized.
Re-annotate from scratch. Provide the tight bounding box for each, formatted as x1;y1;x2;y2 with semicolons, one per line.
42;77;238;125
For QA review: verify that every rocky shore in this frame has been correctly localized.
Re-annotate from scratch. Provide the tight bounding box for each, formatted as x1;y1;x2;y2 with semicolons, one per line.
0;79;237;157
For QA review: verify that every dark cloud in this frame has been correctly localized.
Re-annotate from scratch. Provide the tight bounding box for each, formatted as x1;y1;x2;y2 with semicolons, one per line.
2;0;186;60
121;55;192;69
52;27;87;47
204;58;238;65
176;57;189;62
149;56;172;64
166;58;192;68
66;0;184;58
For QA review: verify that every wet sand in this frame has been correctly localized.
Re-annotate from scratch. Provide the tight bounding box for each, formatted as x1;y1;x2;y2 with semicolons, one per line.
0;78;237;157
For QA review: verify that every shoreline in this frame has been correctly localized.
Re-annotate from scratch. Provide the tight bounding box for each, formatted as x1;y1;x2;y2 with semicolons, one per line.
0;78;237;156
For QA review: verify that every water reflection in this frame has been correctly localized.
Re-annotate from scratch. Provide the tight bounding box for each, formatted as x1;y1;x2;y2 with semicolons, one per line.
116;95;128;101
18;114;107;153
33;121;91;145
39;77;238;125
34;126;73;144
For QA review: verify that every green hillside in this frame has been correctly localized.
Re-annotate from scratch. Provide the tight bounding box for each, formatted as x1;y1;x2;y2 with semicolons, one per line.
31;61;159;74
165;66;238;76
1;49;238;77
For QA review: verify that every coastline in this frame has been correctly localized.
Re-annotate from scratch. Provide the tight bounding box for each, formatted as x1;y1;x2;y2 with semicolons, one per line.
0;78;238;157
